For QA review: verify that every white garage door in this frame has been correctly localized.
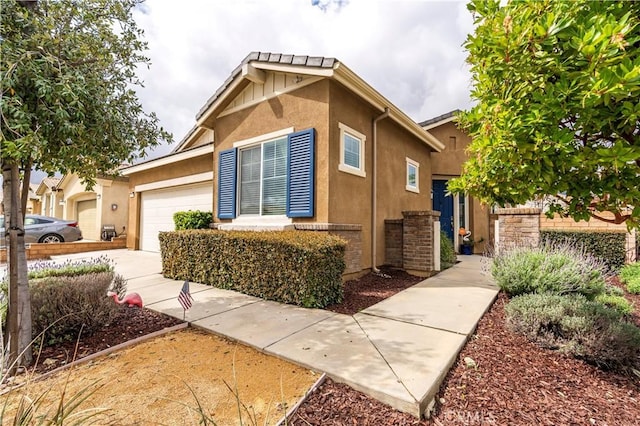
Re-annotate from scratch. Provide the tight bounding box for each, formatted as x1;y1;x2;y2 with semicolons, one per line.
77;199;98;241
140;183;213;252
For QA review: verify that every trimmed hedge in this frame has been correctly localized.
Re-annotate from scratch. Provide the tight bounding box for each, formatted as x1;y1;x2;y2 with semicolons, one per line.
540;230;626;271
159;230;346;308
173;210;213;230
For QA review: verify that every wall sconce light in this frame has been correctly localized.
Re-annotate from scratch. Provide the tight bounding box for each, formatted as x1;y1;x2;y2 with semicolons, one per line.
111;203;118;211
129;191;135;198
96;194;102;200
59;200;65;205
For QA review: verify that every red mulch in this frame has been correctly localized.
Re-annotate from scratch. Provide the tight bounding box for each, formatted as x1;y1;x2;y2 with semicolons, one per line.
290;275;640;426
325;267;425;315
21;269;640;425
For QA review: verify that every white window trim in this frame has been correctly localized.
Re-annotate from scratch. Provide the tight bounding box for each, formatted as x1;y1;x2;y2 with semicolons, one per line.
234;132;290;220
338;122;366;178
233;127;294;149
406;157;420;193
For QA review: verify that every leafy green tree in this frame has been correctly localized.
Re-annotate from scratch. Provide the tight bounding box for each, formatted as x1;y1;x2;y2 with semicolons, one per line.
1;0;171;370
450;0;640;228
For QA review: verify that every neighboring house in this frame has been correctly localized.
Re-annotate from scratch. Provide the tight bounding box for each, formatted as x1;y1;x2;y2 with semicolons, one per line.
36;177;63;219
420;110;492;253
27;183;41;214
122;51;445;273
56;173;130;241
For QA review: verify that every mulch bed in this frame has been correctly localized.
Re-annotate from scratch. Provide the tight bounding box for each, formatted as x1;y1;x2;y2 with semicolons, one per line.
325;267;425;315
289;275;640;425
17;268;640;425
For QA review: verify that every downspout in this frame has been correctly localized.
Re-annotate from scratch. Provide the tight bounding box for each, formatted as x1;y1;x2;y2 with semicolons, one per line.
372;107;390;273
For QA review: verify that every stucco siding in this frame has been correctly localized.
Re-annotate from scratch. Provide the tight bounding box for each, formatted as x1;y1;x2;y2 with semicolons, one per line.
430;122;471;177
327;82;433;270
212;80;331;224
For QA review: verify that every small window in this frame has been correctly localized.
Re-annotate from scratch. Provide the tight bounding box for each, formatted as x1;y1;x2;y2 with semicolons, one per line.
338;123;366;177
406;158;419;193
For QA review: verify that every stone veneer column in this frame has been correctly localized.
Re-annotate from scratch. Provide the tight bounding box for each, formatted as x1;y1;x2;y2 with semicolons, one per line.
384;219;404;268
496;208;541;249
295;223;363;275
402;210;440;276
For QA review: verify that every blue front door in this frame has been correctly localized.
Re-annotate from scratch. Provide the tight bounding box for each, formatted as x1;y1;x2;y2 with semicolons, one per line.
432;179;454;241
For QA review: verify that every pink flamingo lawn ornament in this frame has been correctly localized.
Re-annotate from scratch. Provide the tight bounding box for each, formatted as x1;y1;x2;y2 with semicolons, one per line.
107;291;143;308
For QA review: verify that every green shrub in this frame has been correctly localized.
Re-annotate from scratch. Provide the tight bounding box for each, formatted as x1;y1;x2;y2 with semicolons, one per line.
491;242;608;298
30;271;125;347
541;230;626;272
619;263;640;294
505;293;640;370
594;293;634;315
159;230;346;308
440;232;456;270
173;210;213;230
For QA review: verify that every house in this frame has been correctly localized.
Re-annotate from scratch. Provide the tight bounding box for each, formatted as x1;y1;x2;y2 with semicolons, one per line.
122;51;445;275
0;183;39;214
420;110;492;253
55;173;130;241
36;177;63;218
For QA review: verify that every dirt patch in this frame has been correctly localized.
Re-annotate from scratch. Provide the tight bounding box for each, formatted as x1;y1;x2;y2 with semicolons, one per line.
3;328;319;425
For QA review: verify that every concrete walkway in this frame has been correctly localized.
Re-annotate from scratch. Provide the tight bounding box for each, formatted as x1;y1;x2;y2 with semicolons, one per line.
51;249;498;418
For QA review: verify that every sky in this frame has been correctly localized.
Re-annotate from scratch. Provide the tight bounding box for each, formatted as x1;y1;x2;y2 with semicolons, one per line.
131;0;475;160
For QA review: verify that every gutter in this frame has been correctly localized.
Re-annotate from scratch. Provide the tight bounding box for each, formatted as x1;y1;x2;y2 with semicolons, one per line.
372;107;390;273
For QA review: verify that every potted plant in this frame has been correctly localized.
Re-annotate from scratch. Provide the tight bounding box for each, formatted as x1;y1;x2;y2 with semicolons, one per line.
458;228;483;255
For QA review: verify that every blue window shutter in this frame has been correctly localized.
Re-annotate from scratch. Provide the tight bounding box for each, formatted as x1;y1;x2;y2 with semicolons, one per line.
217;148;237;219
287;128;315;218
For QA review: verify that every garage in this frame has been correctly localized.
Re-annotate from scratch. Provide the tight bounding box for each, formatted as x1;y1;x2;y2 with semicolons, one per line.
77;199;98;240
139;182;213;252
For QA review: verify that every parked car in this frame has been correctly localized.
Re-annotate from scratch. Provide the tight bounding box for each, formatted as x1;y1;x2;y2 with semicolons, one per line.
0;214;83;247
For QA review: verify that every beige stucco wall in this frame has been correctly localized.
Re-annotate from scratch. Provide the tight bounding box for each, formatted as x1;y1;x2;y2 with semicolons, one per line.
126;155;214;249
59;174;129;241
327;82;434;270
429;121;472;177
99;179;129;237
212;79;331;224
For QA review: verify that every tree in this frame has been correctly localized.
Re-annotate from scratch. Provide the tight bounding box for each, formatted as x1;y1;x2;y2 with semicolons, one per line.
1;0;171;371
449;0;640;228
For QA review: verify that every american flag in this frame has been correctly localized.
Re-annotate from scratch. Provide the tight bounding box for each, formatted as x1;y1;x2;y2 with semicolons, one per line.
178;280;193;311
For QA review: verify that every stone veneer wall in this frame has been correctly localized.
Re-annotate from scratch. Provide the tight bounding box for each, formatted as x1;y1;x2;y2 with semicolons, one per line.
295;223;363;275
384;219;403;268
496;208;541;249
402;210;440;275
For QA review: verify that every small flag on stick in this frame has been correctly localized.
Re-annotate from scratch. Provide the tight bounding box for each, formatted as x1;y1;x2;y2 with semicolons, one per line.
178;280;193;315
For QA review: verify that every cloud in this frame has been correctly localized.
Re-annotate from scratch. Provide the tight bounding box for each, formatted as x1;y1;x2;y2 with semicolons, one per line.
132;0;473;160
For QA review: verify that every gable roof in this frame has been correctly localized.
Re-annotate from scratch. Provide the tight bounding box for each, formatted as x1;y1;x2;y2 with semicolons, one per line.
419;109;461;130
35;177;61;195
183;51;444;153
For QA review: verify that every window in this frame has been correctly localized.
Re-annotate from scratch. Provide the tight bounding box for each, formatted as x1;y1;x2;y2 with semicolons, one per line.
406;158;419;193
338;123;366;177
239;137;287;216
218;128;315;220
